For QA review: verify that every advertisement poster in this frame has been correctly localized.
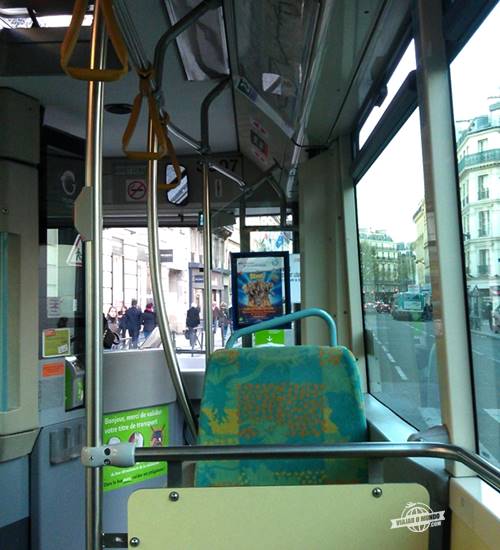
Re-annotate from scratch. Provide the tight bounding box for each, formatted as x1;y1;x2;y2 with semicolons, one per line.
103;405;169;492
231;252;291;330
289;253;301;304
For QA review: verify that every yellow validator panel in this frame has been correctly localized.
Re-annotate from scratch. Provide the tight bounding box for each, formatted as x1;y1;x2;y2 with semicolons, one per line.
128;483;431;550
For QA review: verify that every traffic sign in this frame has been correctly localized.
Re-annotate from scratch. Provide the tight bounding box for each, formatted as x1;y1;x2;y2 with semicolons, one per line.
126;179;147;202
66;234;83;267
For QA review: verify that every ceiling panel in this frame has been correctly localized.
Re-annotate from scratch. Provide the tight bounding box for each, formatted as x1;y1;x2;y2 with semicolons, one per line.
0;1;75;15
0;0;237;156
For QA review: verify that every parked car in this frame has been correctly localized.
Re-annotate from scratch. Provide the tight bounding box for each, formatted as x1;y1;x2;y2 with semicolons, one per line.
376;302;391;313
363;302;376;313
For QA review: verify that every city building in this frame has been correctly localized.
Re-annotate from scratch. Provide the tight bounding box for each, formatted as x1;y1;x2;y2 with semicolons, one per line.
102;225;240;333
456;101;500;308
396;241;417;292
359;229;417;302
412;200;430;287
359;229;399;301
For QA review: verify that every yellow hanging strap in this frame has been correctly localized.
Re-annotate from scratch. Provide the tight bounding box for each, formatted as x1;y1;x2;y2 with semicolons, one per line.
123;68;182;182
122;67;170;161
157;112;183;190
60;0;129;82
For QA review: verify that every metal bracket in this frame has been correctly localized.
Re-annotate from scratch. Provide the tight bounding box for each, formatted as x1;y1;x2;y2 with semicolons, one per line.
407;424;450;443
368;458;385;484
74;187;94;241
208;161;246;189
101;533;128;548
81;443;136;468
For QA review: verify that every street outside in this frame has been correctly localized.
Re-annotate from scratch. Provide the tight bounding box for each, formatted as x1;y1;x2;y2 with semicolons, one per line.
365;312;500;467
172;324;230;355
111;324;231;354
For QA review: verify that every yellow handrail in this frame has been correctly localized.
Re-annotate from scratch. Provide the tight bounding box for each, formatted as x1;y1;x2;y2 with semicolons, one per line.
122;67;168;161
60;0;129;82
158;112;183;190
123;68;182;186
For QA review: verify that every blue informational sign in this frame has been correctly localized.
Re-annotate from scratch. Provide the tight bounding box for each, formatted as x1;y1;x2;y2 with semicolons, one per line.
230;252;291;330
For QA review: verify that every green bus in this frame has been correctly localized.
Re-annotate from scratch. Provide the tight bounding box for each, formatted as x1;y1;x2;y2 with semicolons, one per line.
391;291;427;321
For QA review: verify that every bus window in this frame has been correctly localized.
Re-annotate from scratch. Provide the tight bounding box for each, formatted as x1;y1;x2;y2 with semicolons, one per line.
102;226;241;353
356;110;442;431
449;3;500;467
358;40;416;149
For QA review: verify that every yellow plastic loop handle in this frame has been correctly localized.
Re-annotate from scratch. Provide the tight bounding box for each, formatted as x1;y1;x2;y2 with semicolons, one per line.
61;0;129;82
122;69;169;161
157;113;183;191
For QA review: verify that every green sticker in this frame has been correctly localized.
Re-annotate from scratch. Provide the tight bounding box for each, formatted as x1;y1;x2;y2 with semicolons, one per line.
42;328;71;357
103;405;169;492
254;329;285;346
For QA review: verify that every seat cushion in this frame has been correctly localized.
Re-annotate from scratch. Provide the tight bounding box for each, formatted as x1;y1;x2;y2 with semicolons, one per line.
195;346;368;487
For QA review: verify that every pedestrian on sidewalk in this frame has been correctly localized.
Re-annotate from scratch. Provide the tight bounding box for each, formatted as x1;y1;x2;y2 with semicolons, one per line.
142;302;157;340
218;302;231;345
125;299;142;348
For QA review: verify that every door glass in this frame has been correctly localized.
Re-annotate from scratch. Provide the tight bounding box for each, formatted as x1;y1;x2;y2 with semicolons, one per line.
40;146;85;358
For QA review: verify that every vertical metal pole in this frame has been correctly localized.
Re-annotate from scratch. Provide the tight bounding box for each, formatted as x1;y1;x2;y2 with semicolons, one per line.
146;122;197;439
198;81;230;360
84;3;105;549
239;196;252;348
202;161;213;358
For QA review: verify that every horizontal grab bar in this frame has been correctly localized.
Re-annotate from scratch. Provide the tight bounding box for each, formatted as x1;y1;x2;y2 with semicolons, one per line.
133;442;500;492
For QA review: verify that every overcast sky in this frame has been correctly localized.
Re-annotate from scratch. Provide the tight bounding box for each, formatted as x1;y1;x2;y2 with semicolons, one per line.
356;3;499;244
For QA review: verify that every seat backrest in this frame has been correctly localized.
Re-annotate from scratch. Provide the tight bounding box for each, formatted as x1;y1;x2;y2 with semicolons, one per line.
195;345;368;487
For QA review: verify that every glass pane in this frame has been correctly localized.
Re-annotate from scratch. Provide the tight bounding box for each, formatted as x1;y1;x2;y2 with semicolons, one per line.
102;226;241;353
356;110;442;430
449;3;500;467
244;213;283;227
233;0;319;127
359;40;416;148
250;231;294;253
40;151;86;358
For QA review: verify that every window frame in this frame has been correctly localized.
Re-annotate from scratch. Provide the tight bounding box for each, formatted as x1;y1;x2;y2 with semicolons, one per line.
348;0;500;470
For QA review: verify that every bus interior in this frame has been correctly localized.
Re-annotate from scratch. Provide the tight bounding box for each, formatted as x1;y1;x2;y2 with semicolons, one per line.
0;1;499;549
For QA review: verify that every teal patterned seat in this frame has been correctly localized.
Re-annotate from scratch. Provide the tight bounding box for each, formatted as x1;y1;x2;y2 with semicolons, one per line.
195;345;368;487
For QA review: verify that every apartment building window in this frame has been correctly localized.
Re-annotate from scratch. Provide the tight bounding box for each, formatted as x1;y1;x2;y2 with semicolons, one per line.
478;249;490;275
478;175;489;200
478;138;488;152
478;210;490;237
462;215;469;238
461;180;469;206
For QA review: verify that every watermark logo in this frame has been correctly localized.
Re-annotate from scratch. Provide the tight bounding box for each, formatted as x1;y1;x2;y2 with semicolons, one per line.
390;502;445;532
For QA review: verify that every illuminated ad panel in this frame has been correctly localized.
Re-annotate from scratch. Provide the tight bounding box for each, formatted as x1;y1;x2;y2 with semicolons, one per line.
230;252;291;330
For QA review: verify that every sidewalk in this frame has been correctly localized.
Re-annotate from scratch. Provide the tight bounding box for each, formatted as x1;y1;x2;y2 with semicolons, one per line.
471;320;500;340
173;326;231;354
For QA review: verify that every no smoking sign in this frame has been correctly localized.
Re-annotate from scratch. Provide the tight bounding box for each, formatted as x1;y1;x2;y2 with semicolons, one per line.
125;179;147;202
